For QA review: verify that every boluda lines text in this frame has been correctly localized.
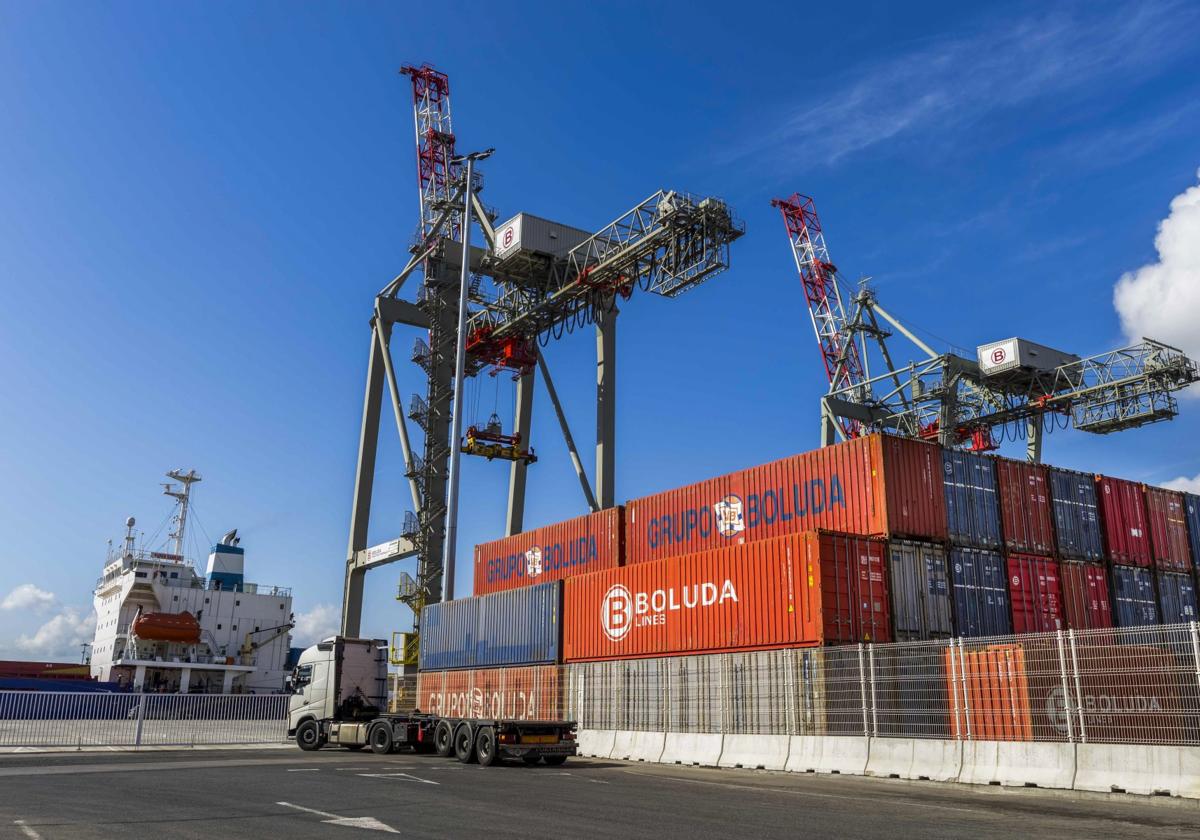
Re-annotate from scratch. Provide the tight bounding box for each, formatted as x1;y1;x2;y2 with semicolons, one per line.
645;476;846;550
601;579;739;642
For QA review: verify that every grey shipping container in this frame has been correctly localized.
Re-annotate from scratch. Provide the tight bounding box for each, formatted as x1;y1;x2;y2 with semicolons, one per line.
1111;566;1160;628
886;539;953;640
941;449;1002;548
1156;571;1199;624
948;547;1012;638
1048;467;1104;561
418;582;562;671
1184;493;1200;569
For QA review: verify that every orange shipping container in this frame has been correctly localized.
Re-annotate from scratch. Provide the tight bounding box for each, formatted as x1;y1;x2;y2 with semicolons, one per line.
415;665;562;721
625;434;946;565
562;531;891;663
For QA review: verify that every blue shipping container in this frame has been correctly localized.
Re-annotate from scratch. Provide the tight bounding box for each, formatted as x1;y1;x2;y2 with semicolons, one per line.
1048;467;1105;561
1111;565;1159;628
941;450;1002;548
948;547;1012;637
1156;571;1198;624
887;539;953;640
1184;493;1200;569
418;582;561;671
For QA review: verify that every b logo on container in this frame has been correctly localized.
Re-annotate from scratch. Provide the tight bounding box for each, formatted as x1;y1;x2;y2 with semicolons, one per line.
601;584;633;642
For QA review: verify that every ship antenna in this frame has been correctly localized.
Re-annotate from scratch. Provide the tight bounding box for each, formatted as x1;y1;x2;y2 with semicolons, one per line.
163;469;202;559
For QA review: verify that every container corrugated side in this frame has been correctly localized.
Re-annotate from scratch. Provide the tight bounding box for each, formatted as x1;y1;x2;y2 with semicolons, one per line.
1005;553;1064;633
1047;467;1104;561
417;582;562;671
1184;493;1200;569
886;539;952;641
995;458;1055;556
940;449;1001;548
1156;571;1198;624
1059;561;1112;630
414;665;562;721
472;507;624;595
1144;486;1192;572
1096;475;1152;567
1110;565;1159;627
624;434;946;565
561;531;890;662
947;547;1012;637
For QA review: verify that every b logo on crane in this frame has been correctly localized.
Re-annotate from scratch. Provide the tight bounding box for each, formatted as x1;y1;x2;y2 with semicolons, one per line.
992;348;1007;364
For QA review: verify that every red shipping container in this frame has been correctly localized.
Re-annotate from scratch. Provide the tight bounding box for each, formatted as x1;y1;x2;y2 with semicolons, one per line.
1144;486;1192;572
1059;561;1113;630
995;458;1055;556
1006;553;1064;633
562;531;890;662
1096;475;1152;567
473;507;624;595
624;434;946;565
415;665;562;721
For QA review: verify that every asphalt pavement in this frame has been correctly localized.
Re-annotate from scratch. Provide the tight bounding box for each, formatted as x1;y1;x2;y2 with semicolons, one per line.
0;747;1197;838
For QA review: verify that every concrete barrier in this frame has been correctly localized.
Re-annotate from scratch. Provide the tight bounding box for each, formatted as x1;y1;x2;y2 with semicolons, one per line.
1074;743;1200;798
661;733;723;766
959;741;1075;789
610;730;665;763
577;729;616;759
865;738;962;782
717;734;790;771
784;735;870;775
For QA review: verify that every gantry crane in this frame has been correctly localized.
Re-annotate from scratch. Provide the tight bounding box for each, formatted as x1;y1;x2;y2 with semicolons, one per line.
341;65;743;666
772;192;1199;460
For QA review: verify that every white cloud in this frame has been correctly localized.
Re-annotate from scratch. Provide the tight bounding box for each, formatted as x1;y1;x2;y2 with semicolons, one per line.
292;603;339;647
1;583;57;613
1113;170;1200;360
15;607;95;660
1162;474;1200;495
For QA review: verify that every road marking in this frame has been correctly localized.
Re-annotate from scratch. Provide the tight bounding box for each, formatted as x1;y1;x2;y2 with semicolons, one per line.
14;821;42;840
287;768;321;772
277;801;399;833
334;766;375;771
359;772;439;785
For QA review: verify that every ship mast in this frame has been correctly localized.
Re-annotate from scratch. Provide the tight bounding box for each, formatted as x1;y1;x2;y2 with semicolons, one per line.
163;469;202;559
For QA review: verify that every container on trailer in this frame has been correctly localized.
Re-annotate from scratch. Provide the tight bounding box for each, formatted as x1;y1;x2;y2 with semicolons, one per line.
947;547;1012;638
940;449;1002;548
472;507;624;596
995;458;1055;556
624;434;946;565
417;582;562;671
886;539;953;641
1047;467;1104;561
415;665;563;721
1144;486;1192;572
1184;493;1200;569
1110;565;1159;628
562;531;890;662
1096;475;1152;567
1059;561;1113;630
1156;571;1198;624
1005;553;1064;633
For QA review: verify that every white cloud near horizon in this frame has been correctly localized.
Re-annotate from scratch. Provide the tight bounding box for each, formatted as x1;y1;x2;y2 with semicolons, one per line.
1;583;57;613
1163;474;1200;494
292;603;339;647
14;607;95;660
1113;169;1200;361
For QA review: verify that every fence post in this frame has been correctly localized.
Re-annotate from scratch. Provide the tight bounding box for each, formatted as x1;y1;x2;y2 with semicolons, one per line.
957;639;971;741
1189;622;1200;698
867;644;878;738
947;638;961;739
134;693;146;748
1067;629;1086;743
785;649;798;736
1054;630;1075;743
857;644;869;736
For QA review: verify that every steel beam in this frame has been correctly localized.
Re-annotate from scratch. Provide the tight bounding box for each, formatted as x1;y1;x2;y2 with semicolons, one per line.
373;316;423;514
505;361;536;535
538;353;598;512
595;305;616;509
1027;418;1044;463
376;296;430;329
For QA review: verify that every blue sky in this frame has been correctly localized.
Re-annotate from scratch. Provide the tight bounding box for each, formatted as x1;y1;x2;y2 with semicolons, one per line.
1;1;1198;659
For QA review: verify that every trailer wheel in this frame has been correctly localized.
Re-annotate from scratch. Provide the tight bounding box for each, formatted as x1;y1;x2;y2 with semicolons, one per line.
369;724;394;755
521;754;542;766
454;723;477;764
542;755;567;766
296;720;324;752
475;727;498;767
434;720;455;757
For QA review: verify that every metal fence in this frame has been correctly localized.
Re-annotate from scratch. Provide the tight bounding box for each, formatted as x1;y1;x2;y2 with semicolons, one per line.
0;692;289;748
563;623;1200;746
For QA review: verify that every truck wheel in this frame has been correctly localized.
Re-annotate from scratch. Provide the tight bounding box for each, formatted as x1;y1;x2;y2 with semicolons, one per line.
434;720;455;757
454;723;477;764
543;755;567;766
369;724;393;755
521;754;542;766
296;720;324;752
475;727;498;767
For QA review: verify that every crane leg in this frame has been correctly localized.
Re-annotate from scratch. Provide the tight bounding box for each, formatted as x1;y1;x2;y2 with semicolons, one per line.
505;360;536;535
596;306;616;509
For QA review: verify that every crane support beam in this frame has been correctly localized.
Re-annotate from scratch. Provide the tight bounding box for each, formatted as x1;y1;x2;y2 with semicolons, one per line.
596;306;616;509
505;360;536;536
373;317;423;514
537;353;599;513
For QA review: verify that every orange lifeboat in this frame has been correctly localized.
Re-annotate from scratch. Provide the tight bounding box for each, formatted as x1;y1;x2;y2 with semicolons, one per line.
131;611;201;644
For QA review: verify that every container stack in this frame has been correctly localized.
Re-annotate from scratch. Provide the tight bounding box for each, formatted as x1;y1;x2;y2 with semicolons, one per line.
995;457;1064;634
1047;467;1111;631
941;449;1009;637
1096;475;1159;627
1144;486;1197;624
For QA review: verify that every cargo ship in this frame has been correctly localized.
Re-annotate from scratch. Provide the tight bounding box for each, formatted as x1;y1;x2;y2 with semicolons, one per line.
89;470;295;694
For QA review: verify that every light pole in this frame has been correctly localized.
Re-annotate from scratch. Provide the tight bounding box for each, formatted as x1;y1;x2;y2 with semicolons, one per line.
442;147;493;603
